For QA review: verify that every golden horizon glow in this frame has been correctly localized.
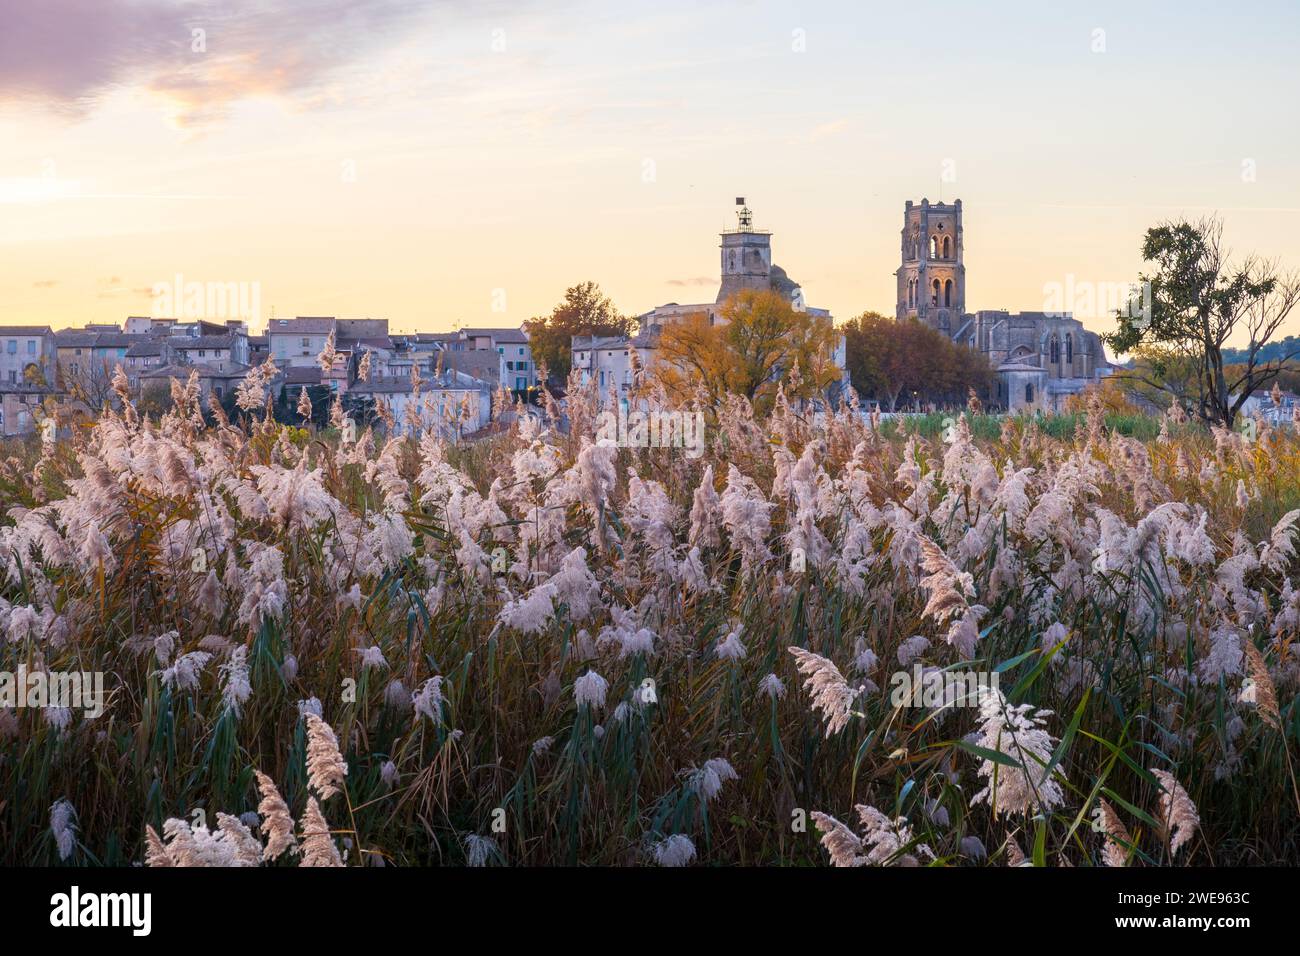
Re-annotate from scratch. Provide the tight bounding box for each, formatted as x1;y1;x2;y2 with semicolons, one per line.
3;0;1299;349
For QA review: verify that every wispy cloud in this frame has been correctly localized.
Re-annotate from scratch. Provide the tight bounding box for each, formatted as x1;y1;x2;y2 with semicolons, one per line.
0;0;444;127
805;119;852;143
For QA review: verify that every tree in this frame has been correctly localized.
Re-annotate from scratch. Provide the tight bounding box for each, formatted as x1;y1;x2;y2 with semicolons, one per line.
1105;216;1300;426
842;312;993;411
1106;343;1203;413
273;383;332;427
57;358;118;409
652;289;841;411
523;281;634;381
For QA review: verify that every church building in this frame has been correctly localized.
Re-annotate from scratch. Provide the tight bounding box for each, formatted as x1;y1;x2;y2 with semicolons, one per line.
895;198;1110;411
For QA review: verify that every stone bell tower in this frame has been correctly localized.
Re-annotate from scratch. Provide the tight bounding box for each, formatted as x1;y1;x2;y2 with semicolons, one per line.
895;198;965;335
717;198;772;304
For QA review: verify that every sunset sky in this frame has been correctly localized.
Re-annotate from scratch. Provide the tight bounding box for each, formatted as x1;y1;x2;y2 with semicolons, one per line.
3;0;1299;343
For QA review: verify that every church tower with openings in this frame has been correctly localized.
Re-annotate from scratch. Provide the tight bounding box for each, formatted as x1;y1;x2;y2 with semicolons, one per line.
895;198;965;335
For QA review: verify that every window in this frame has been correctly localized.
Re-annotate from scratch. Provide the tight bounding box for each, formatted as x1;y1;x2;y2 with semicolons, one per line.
199;350;206;358
7;370;15;383
6;341;14;354
1050;338;1059;363
942;237;950;258
1025;383;1034;404
300;337;310;347
518;347;525;356
75;348;82;356
944;280;952;307
931;279;940;306
26;340;35;354
929;236;938;259
1065;334;1073;363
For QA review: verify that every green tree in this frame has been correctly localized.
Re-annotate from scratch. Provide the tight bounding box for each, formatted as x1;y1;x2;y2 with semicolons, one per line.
842;312;992;411
523;281;634;380
1105;216;1300;426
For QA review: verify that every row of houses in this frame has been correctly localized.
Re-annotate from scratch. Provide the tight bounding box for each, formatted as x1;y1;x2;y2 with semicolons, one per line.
0;317;537;437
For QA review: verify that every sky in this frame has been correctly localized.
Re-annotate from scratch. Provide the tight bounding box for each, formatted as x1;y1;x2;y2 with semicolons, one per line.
3;0;1299;343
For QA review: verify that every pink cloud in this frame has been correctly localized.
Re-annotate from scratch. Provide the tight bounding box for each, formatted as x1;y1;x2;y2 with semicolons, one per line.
0;0;438;126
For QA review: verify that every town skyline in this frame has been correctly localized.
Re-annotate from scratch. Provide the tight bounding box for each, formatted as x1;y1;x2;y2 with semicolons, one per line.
4;0;1300;343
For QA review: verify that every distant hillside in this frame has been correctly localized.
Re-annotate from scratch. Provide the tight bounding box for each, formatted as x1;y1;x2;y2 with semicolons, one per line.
1222;335;1300;364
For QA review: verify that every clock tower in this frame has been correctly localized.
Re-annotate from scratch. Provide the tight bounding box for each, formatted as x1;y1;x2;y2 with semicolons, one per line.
717;198;773;304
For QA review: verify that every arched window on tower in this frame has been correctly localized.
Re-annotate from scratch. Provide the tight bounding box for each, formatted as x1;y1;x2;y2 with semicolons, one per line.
942;236;950;259
931;279;940;306
1065;333;1073;364
1050;337;1059;364
929;236;938;260
944;279;952;307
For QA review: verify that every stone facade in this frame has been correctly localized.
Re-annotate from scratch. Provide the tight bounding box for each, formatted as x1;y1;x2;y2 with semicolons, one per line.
0;326;56;389
894;199;1110;411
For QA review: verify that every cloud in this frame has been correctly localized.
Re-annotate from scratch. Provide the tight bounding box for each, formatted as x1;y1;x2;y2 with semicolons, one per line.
665;276;714;287
0;0;436;127
807;119;852;142
32;279;58;288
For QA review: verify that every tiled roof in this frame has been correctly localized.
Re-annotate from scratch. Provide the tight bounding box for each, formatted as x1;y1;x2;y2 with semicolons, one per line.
441;350;502;380
126;341;168;357
56;331;136;348
338;336;394;351
267;318;336;334
571;335;630;351
283;367;323;385
460;326;528;344
169;334;238;349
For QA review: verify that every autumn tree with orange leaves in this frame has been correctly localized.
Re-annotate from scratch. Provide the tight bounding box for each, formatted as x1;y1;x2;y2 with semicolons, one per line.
650;289;842;412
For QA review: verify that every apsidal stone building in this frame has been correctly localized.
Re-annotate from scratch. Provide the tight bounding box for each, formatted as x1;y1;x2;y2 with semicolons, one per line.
895;198;1110;411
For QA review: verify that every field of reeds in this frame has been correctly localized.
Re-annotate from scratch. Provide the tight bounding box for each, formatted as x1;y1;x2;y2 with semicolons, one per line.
3;369;1300;867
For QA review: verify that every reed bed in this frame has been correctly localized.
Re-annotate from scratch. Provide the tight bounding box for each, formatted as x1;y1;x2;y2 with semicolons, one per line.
3;370;1299;866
